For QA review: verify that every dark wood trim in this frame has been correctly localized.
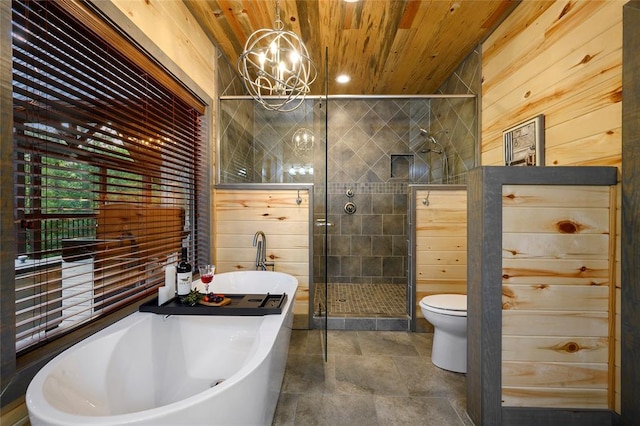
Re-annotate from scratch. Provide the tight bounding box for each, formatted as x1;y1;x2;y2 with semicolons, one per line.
621;1;640;423
467;166;618;425
467;167;504;425
502;407;620;426
0;0;16;393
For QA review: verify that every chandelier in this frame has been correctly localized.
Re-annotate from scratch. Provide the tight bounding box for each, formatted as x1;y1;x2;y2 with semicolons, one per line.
292;128;314;157
237;0;317;112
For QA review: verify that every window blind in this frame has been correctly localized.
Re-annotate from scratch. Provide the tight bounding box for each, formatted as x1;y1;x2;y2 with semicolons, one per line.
12;0;204;353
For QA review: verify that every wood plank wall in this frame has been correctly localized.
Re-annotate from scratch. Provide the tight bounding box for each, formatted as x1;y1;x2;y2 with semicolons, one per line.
109;0;216;99
415;188;467;319
214;188;310;317
481;0;624;412
501;184;615;409
481;0;623;169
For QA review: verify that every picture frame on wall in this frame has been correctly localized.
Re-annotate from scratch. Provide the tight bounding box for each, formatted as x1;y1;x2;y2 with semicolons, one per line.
502;114;545;166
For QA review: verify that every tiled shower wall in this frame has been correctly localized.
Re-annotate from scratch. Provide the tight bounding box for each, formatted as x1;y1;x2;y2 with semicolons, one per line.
217;49;479;187
427;48;480;184
317;99;430;287
323;181;408;285
217;52;254;184
252;101;322;184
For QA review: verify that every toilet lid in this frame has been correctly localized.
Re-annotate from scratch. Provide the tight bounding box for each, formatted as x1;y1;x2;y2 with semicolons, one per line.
420;294;467;313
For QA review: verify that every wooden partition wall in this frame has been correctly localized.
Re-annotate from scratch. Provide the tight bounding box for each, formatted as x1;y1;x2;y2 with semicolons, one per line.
213;186;312;319
467;166;618;425
502;184;613;408
412;185;467;328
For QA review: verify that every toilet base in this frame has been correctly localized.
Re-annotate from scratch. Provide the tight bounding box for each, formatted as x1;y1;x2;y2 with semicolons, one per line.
431;329;467;373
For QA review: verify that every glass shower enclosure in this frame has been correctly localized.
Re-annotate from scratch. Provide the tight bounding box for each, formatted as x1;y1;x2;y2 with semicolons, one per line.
218;94;476;335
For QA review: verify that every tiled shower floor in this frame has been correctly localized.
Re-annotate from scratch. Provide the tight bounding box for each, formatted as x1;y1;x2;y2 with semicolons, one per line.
314;283;407;317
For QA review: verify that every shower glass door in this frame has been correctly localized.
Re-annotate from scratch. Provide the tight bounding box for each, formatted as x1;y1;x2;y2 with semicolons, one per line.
218;94;328;355
318;98;419;329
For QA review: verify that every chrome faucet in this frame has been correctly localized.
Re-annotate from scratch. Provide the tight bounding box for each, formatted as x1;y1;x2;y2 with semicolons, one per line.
252;231;274;270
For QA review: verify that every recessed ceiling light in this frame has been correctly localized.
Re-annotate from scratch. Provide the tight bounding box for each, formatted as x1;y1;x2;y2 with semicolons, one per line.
336;74;351;84
344;0;359;2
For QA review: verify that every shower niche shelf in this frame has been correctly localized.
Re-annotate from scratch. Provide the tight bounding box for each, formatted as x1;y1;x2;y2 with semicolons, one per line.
391;154;413;180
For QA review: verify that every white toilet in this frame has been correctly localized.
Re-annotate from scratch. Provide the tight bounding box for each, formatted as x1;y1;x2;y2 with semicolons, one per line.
419;294;467;373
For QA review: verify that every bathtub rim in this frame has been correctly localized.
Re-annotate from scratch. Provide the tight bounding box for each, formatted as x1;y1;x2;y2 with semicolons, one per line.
26;270;297;425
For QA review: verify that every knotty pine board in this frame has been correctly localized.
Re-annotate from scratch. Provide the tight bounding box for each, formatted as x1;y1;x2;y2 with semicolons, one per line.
414;188;467;318
501;184;615;408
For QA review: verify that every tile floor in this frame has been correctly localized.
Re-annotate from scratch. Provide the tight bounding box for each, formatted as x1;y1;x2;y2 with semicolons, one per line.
272;329;473;426
314;283;407;316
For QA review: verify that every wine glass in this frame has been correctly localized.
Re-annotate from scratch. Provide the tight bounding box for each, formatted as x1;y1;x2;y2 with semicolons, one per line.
199;264;215;293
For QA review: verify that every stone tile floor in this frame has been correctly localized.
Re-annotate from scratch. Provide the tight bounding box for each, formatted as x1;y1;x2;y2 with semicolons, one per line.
273;329;473;426
314;283;407;317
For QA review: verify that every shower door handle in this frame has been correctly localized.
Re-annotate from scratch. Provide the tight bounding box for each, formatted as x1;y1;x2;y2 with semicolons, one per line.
315;219;334;227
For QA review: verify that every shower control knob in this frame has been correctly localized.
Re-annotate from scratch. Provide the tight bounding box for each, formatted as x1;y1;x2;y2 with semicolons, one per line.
344;202;357;215
346;189;354;198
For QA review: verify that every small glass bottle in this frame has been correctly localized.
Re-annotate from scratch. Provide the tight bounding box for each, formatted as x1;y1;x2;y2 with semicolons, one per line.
176;247;192;296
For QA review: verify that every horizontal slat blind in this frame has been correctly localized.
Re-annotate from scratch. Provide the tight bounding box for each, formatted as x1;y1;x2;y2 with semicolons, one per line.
12;0;204;353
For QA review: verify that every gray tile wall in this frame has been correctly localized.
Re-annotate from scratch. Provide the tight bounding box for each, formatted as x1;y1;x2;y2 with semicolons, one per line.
318;98;425;286
253;100;320;183
218;47;479;187
428;48;480;184
322;182;409;285
217;52;254;183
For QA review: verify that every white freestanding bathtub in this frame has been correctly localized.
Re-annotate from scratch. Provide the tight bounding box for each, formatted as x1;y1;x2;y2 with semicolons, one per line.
26;271;298;426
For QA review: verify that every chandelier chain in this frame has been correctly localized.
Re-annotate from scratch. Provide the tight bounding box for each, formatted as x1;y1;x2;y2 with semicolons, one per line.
275;0;282;28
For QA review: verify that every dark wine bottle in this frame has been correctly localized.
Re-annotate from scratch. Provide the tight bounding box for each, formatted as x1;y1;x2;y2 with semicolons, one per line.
176;247;192;296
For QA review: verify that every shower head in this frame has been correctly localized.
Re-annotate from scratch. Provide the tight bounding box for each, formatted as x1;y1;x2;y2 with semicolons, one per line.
419;128;449;139
417;143;442;154
417;128;448;154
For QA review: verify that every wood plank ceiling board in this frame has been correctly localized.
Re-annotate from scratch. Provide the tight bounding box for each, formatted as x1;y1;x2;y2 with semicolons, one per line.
185;0;518;95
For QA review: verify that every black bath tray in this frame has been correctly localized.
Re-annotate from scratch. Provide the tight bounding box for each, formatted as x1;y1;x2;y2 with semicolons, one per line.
139;293;287;316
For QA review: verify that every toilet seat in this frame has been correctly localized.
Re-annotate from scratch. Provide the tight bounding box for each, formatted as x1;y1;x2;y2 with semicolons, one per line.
420;294;467;317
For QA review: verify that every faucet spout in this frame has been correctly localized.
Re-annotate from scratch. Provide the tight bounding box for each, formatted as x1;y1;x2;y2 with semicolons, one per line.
253;231;270;270
253;231;265;247
254;240;263;269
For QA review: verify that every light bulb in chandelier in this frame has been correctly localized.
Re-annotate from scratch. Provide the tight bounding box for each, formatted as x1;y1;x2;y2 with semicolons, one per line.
237;1;317;112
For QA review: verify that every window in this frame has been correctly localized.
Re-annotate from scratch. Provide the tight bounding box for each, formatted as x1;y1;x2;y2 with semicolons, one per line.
12;0;205;353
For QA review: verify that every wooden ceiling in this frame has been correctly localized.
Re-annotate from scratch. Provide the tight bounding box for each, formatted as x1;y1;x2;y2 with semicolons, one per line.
185;0;516;96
